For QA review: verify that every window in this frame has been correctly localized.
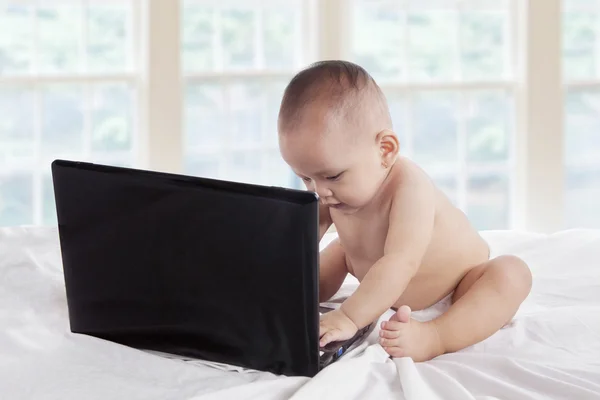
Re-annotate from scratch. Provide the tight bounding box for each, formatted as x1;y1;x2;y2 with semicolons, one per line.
181;0;307;188
348;0;513;230
1;0;598;233
563;0;600;228
0;1;136;226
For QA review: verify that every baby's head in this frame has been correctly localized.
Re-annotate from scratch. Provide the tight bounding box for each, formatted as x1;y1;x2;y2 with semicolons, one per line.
278;60;398;212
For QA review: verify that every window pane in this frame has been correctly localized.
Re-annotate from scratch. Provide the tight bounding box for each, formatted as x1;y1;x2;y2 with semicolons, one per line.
222;9;254;70
351;1;510;82
0;172;33;226
460;11;507;80
408;12;456;81
410;0;508;11
229;81;263;148
467;173;509;230
186;153;220;179
185;79;288;184
412;92;458;166
562;11;598;80
0;88;34;167
263;150;294;188
263;7;296;69
351;1;404;81
41;84;84;157
226;151;261;184
185;83;225;152
564;0;600;9
565;167;600;228
91;83;133;154
182;1;300;72
38;5;81;73
565;90;600;164
465;91;511;163
264;80;287;149
87;4;131;72
0;5;33;74
182;4;214;72
42;174;56;226
564;90;600;227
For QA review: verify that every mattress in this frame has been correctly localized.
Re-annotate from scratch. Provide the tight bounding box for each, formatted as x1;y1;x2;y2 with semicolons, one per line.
1;226;599;399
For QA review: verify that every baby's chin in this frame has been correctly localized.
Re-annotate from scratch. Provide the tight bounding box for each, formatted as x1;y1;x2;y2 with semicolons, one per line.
328;202;361;214
331;194;380;213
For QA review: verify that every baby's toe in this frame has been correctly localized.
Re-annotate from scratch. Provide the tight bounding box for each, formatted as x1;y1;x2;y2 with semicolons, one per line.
383;346;404;358
381;320;405;332
380;337;398;347
390;305;411;323
379;329;400;339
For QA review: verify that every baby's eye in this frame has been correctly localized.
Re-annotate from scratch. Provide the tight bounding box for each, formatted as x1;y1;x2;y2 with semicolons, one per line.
302;177;312;182
326;172;343;181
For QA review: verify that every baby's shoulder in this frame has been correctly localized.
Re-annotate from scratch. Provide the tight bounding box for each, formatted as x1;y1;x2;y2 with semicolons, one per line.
389;157;435;194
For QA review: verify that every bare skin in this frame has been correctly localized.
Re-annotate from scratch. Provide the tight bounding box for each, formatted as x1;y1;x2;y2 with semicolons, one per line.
279;92;532;363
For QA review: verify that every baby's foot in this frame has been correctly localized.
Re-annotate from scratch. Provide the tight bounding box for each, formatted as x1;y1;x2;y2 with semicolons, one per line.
379;305;445;362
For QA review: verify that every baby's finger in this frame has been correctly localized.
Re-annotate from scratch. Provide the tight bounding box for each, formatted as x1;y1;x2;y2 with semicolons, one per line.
319;330;339;347
319;323;331;337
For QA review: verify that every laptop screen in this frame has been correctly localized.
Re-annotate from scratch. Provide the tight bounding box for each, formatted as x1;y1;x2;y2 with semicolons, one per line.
52;160;321;377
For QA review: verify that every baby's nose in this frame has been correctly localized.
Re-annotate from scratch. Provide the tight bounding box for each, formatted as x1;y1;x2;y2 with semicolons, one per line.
314;184;333;199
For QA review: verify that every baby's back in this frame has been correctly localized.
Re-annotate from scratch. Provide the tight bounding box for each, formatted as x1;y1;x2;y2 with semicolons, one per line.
333;158;490;311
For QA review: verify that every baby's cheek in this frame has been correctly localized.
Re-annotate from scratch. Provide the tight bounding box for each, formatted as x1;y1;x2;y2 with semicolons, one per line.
348;185;374;204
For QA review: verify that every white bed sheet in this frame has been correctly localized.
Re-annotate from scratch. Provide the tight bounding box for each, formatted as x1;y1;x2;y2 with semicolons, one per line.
1;226;600;400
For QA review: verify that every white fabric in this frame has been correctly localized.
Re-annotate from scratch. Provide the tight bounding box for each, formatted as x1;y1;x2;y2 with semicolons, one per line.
1;226;600;399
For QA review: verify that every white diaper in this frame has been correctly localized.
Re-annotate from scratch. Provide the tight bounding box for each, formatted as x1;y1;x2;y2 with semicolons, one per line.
409;292;454;323
376;292;454;327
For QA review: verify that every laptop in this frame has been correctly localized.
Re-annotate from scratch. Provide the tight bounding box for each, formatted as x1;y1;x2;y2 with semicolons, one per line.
51;160;372;377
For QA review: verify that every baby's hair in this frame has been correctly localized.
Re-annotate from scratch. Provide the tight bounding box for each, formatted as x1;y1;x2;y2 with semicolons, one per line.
277;60;391;135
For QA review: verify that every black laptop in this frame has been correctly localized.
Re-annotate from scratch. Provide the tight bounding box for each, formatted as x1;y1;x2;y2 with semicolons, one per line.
51;160;372;377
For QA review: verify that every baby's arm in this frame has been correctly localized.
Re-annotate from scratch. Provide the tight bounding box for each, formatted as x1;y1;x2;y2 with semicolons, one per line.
317;203;348;302
318;238;348;302
340;175;435;329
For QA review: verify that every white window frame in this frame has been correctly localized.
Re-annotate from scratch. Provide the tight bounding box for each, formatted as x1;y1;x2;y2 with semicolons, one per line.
561;0;600;229
138;0;183;173
513;0;564;233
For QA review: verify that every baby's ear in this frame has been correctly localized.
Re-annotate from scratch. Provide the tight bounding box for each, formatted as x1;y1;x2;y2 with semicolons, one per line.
377;129;400;164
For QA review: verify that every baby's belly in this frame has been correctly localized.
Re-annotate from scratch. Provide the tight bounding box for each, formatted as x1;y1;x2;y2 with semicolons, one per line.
349;248;488;311
393;249;489;310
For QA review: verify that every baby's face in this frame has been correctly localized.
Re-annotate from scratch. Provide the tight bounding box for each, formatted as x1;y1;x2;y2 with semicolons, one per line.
279;124;387;213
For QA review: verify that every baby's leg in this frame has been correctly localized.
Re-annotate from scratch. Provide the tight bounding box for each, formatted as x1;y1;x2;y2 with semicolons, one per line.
379;255;532;361
435;255;532;353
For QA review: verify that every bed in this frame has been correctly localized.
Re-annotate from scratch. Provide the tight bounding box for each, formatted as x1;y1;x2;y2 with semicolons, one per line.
1;226;600;400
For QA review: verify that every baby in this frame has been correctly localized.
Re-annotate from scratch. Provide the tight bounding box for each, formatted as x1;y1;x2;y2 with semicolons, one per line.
277;60;532;362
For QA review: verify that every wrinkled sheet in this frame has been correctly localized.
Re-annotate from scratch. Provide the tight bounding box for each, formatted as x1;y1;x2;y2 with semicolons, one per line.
1;226;599;399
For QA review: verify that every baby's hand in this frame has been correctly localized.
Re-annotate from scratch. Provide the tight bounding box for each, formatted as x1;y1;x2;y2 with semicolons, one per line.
319;308;358;347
